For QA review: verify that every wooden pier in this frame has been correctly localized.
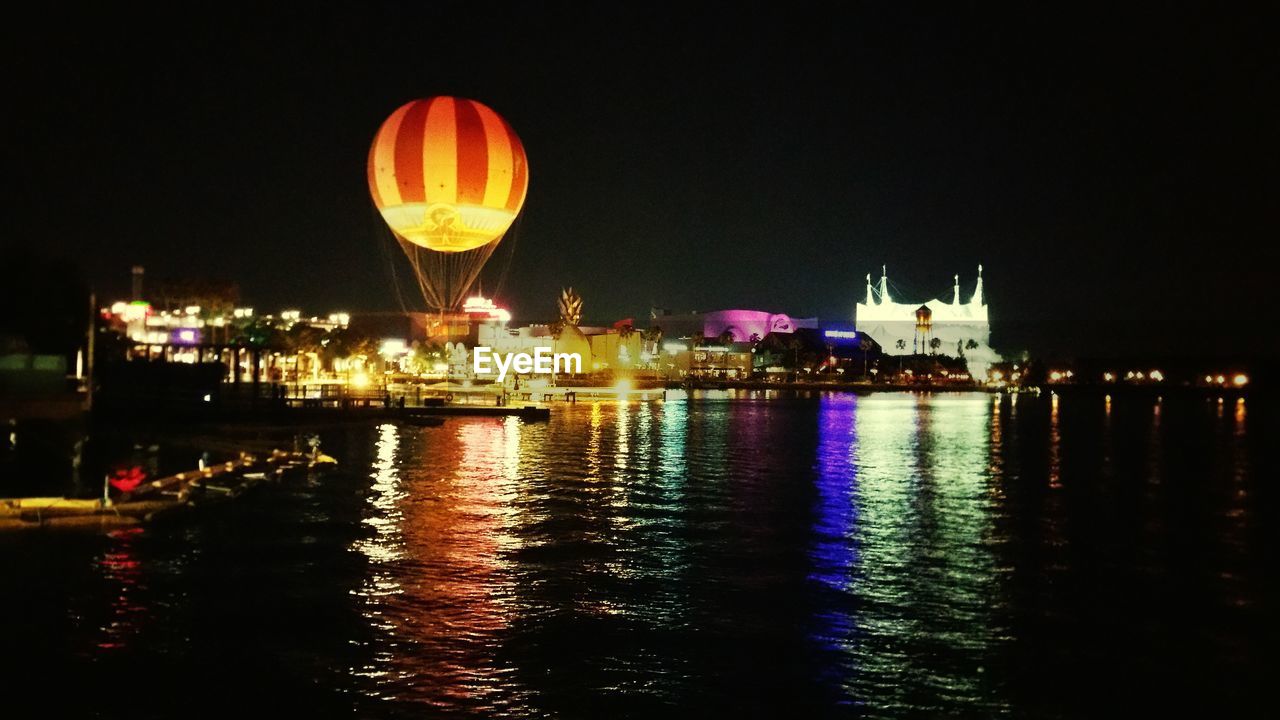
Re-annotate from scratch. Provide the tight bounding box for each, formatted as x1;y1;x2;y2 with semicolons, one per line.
400;405;550;420
0;449;336;532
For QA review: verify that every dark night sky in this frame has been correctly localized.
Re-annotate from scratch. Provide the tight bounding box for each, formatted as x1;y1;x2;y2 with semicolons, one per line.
3;3;1276;357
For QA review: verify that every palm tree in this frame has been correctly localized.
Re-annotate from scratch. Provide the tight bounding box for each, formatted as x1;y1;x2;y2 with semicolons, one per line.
409;340;445;374
323;327;377;366
236;317;286;351
787;335;805;375
615;323;636;368
284;323;326;382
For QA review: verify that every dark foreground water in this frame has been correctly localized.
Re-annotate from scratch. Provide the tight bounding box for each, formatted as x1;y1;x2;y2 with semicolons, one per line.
2;391;1273;718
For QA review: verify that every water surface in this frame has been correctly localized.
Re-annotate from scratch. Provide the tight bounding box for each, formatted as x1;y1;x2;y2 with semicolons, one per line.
1;391;1269;717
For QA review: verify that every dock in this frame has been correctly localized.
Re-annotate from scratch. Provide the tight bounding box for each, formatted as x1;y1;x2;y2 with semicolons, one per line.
0;449;337;532
402;405;550;420
214;403;552;424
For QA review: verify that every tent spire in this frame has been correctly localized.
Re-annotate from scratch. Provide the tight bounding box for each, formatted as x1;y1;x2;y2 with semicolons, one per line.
878;265;890;304
865;273;874;305
973;264;984;305
953;273;960;305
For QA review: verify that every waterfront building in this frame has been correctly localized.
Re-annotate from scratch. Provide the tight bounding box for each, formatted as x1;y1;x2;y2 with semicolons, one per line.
476;317;643;378
649;308;818;343
684;344;754;379
855;266;1000;378
105;301;350;349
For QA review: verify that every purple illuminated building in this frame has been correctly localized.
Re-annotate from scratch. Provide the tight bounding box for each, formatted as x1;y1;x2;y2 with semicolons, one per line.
651;308;819;342
169;328;202;345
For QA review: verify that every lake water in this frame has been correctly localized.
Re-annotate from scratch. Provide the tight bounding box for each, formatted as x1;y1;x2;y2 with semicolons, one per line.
1;390;1270;718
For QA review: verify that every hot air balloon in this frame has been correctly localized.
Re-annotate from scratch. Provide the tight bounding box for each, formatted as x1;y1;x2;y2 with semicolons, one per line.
368;97;528;310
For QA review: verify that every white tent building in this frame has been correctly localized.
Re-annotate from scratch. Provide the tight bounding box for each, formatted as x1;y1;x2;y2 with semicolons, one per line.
855;265;1000;378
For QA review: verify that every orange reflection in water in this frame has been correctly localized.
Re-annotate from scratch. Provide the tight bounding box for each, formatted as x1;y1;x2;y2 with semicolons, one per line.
351;420;526;707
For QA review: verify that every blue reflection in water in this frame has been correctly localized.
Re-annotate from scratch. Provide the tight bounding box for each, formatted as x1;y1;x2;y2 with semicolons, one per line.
809;392;1006;715
811;395;860;592
809;394;863;707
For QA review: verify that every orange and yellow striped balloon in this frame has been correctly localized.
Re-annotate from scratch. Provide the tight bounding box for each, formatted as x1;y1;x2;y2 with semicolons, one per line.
368;97;528;253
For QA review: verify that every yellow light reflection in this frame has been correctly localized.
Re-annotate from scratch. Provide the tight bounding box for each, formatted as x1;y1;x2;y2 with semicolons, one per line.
1049;392;1062;489
615;401;630;472
586;401;604;482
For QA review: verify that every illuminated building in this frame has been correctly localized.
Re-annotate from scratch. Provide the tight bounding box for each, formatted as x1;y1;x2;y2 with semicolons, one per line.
684;344;754;379
649;308;818;343
104;302;349;348
855;265;1000;379
476;321;645;379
